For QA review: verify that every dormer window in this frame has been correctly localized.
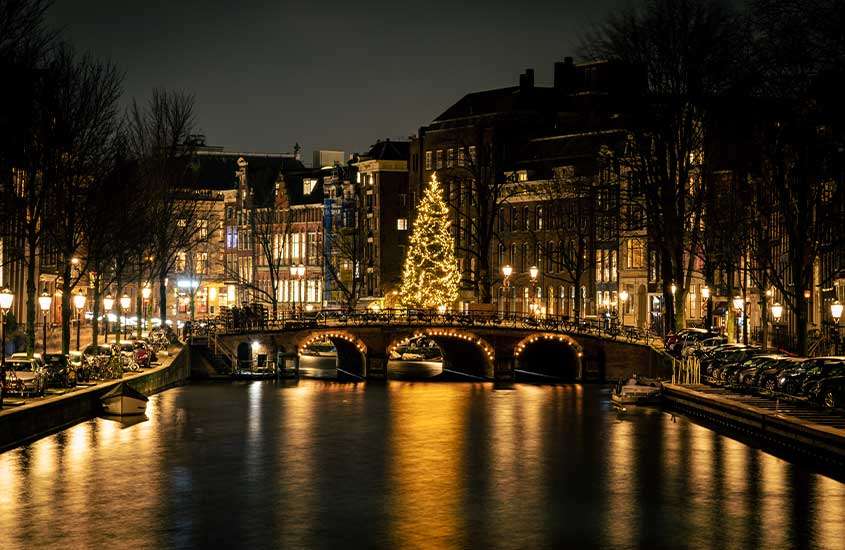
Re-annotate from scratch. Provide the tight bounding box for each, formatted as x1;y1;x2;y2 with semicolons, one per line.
303;178;317;195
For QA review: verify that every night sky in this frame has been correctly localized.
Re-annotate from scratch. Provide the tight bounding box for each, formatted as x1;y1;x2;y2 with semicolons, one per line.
47;0;630;160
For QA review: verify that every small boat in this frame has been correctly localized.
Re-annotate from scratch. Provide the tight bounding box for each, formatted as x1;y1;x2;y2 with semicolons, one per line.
101;383;148;416
611;377;663;406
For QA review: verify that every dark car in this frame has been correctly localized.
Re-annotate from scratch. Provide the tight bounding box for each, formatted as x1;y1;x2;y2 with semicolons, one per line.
125;339;152;368
805;375;845;408
778;357;845;396
666;328;717;356
4;357;47;396
705;346;761;381
734;355;784;386
757;357;805;391
43;353;77;388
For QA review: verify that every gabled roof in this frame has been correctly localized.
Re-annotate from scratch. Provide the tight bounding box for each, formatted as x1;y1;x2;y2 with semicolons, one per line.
279;167;326;206
434;86;564;123
190;151;304;192
362;140;409;161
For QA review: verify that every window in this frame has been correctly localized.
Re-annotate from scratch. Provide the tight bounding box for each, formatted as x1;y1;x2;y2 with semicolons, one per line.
197;219;208;240
425;151;432;170
226;227;238;249
447;148;455;168
399;193;407;207
303;178;317;194
517;171;528;182
457;148;465;167
397;218;408;230
520;243;528;272
498;243;505;269
175;252;186;272
195;252;208;274
537;207;543;230
523;207;530;230
626;239;644;269
468;146;477;163
435;150;444;169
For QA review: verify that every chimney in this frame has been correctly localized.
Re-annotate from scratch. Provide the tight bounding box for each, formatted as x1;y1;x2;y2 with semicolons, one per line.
554;57;575;92
520;68;534;92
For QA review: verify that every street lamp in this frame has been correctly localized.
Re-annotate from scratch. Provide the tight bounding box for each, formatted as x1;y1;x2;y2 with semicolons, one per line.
0;288;14;408
502;264;513;316
771;302;784;322
142;285;151;335
670;283;677;296
290;264;305;318
73;290;86;351
733;295;744;343
701;286;710;300
120;293;131;338
38;288;52;356
103;294;114;342
832;300;843;354
529;266;539;315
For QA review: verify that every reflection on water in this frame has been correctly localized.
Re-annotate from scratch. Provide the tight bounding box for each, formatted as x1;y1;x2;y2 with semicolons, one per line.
0;381;843;549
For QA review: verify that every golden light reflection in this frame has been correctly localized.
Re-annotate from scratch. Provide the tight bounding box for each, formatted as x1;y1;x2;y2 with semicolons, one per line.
758;450;789;550
814;473;845;549
604;411;638;548
388;383;466;548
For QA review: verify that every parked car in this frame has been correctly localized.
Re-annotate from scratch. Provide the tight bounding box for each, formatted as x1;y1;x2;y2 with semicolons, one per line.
125;339;152;368
43;353;77;388
684;335;728;358
778;357;845;396
10;352;44;371
116;341;141;372
69;350;89;383
82;344;122;379
733;355;784;386
666;328;717;356
4;357;47;396
757;357;806;391
702;345;757;379
805;375;845;408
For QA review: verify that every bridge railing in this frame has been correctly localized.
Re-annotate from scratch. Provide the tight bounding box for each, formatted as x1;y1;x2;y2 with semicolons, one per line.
186;309;663;349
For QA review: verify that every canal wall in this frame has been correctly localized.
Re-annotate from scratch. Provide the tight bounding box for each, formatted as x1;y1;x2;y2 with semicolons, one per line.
0;345;190;453
577;335;673;381
664;384;845;472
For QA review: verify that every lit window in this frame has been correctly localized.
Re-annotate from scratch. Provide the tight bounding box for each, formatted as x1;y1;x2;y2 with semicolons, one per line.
397;218;408;231
447;149;455;168
303;178;317;194
517;171;528;182
436;150;444;169
425;151;432;171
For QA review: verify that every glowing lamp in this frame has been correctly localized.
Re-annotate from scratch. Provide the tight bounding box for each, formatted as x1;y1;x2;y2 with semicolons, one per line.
502;264;513;278
0;288;13;311
670;283;677;296
437;304;447;314
142;285;151;300
701;286;710;300
732;296;744;312
103;294;114;311
832;301;843;323
529;266;539;280
804;289;811;299
38;291;52;312
73;291;86;311
619;289;629;303
771;302;783;322
120;294;131;310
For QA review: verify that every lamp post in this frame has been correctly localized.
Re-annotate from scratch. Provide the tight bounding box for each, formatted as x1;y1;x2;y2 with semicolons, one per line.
529;265;539;316
771;302;783;349
103;294;114;343
142;285;151;335
0;288;15;408
120;293;131;339
502;264;513;316
38;288;52;356
290;264;305;318
73;290;86;351
733;295;744;343
831;300;843;355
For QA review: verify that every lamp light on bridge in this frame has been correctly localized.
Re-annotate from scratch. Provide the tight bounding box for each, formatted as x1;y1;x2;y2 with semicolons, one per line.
701;286;710;300
732;295;744;312
832;301;843;324
529;265;539;281
771;302;783;322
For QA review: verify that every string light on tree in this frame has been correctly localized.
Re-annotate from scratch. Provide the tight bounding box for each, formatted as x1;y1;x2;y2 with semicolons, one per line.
400;174;460;309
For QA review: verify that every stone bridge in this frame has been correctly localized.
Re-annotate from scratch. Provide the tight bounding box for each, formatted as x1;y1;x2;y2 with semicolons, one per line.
200;316;671;383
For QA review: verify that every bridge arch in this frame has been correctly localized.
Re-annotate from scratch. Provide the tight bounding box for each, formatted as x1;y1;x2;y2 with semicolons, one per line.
513;332;582;382
388;328;495;380
299;330;368;380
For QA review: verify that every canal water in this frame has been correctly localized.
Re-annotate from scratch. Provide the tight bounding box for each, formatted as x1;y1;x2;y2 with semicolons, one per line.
1;381;843;549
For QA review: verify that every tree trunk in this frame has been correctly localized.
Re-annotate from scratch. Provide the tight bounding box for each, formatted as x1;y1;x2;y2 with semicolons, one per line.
25;238;36;356
795;291;808;356
91;274;101;346
158;272;167;327
61;264;72;355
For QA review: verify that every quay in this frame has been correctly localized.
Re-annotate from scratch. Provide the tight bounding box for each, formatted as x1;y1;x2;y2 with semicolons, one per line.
664;384;845;473
0;345;190;452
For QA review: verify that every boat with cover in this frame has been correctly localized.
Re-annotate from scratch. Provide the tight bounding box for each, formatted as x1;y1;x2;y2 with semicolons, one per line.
100;383;148;416
611;376;663;406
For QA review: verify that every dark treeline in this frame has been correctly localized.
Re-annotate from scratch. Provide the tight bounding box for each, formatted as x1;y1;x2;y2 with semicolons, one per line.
0;0;210;355
580;0;844;354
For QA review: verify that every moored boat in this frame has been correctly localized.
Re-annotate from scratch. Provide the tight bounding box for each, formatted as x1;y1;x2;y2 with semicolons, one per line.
101;383;148;416
611;376;663;406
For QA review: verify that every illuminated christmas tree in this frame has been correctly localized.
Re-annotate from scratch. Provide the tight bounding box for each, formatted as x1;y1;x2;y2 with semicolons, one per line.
400;174;460;309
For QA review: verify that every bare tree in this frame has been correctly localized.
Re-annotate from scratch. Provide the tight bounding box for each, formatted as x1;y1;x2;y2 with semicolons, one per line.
128;90;209;327
582;0;748;333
